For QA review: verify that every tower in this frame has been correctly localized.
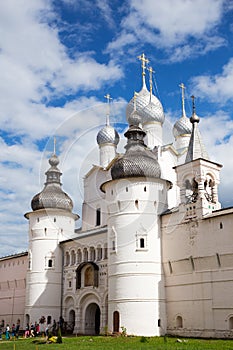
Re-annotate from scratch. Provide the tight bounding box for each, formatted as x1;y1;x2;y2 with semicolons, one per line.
24;150;79;326
102;107;171;336
175;97;222;218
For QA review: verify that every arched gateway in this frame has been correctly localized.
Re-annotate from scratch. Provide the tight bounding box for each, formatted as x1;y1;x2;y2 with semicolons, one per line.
85;303;101;335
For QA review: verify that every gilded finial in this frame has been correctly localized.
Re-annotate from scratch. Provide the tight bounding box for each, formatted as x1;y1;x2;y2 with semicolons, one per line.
190;95;200;124
53;136;56;155
179;83;186;117
104;93;112;126
138;53;149;88
147;66;155;101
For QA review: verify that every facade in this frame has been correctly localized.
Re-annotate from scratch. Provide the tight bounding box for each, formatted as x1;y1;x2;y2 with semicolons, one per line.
1;54;233;337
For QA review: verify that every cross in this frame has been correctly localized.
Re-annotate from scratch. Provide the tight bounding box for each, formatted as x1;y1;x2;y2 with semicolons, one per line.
148;66;155;96
191;95;196;113
104;94;112;125
137;53;149;77
179;83;186;115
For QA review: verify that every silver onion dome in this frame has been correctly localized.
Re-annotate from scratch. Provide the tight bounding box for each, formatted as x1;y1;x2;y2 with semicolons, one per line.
173;115;192;139
111;123;161;180
31;154;73;212
97;124;120;146
126;86;165;125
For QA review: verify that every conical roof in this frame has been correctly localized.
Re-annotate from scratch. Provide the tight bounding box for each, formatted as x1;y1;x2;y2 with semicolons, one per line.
31;154;73;212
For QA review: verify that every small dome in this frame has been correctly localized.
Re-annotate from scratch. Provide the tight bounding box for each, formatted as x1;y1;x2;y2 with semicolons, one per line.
31;154;73;212
97;125;119;146
126;87;164;125
111;124;161;180
111;149;161;180
128;110;142;126
173;115;192;139
31;185;73;212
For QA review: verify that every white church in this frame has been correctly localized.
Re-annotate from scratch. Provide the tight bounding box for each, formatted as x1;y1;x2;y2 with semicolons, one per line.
1;54;233;338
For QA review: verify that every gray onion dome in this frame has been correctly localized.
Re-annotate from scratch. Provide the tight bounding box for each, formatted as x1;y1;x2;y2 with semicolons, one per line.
97;124;119;146
31;154;73;212
173;115;192;139
111;124;161;180
126;86;164;125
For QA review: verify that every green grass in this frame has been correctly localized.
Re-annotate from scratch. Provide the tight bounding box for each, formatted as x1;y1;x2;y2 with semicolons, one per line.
0;335;233;350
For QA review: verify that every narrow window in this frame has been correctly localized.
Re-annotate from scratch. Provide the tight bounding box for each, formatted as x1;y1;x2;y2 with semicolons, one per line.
229;316;233;330
96;208;101;226
126;187;128;192
69;281;72;288
144;186;147;192
158;319;161;327
135;200;139;209
37;218;40;222
48;259;53;268
47;316;51;325
112;240;115;251
140;238;145;248
176;316;183;328
220;222;223;229
54;218;56;222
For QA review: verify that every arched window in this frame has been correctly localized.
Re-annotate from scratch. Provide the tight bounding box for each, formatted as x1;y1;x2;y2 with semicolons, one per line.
65;252;70;266
176;316;183;328
48;259;53;268
71;250;76;265
97;246;102;261
77;249;82;263
229;316;233;329
90;247;96;261
84;266;94;286
83;248;88;262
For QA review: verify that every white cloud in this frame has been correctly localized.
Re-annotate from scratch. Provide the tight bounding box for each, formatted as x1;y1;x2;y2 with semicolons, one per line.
106;0;226;61
191;58;233;103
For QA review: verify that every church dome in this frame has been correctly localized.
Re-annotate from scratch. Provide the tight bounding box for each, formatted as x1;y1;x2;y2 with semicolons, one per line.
111;125;161;180
97;124;119;146
173;114;192;139
126;86;165;125
31;154;73;212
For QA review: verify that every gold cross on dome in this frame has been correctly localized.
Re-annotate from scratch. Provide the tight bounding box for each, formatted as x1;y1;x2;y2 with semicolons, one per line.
138;53;149;76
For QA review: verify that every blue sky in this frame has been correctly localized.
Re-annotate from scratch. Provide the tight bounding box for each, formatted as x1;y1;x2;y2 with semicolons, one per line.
1;0;233;256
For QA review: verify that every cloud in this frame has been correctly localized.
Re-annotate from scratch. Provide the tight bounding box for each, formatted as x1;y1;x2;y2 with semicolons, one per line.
106;0;227;62
191;58;233;103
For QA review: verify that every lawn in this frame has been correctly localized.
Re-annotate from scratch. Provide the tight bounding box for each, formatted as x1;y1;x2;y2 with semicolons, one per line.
0;335;233;350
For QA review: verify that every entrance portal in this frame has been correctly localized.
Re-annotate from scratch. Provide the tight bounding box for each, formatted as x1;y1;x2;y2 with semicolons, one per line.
113;311;119;333
85;303;101;335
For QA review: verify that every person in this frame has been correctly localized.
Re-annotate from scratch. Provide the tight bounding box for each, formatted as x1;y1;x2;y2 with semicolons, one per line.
52;320;57;335
24;323;30;338
0;325;2;340
35;322;40;336
30;323;35;337
11;324;16;338
5;324;10;340
15;322;20;339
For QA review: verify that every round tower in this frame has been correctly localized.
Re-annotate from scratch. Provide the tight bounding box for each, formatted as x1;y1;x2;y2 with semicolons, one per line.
126;54;165;148
102;109;171;336
97;94;120;168
24;152;79;327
